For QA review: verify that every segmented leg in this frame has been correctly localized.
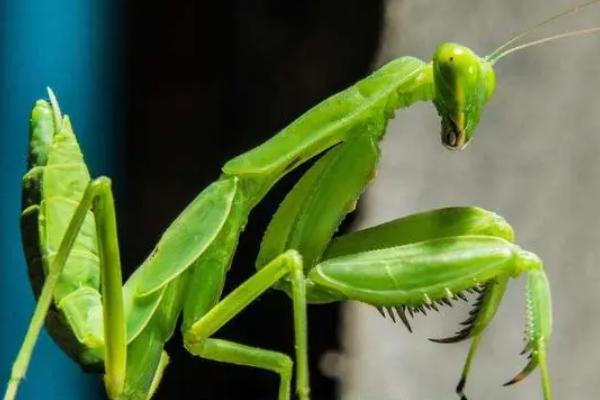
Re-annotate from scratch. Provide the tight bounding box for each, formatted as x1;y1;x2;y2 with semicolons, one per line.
448;277;508;400
504;269;552;400
183;251;309;400
313;213;551;400
322;207;515;399
6;178;126;400
189;339;293;400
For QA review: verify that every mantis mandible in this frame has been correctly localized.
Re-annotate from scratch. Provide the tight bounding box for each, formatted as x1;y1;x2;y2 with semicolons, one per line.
6;1;599;399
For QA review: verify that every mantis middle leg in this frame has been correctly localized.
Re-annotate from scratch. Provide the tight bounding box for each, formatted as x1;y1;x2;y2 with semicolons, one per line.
182;250;309;400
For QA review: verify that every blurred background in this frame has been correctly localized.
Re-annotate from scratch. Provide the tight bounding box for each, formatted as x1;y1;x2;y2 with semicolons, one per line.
1;0;599;399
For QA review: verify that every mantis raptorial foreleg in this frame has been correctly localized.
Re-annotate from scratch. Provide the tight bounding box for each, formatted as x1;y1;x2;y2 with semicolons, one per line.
310;234;551;398
323;213;551;400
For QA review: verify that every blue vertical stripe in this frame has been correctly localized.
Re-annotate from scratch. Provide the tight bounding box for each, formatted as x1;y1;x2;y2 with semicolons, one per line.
1;1;118;398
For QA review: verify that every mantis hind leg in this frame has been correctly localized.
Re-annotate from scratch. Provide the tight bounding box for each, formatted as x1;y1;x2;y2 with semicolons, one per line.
183;251;309;400
4;177;126;400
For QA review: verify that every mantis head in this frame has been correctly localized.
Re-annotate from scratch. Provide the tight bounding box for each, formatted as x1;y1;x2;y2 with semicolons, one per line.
432;43;496;151
431;0;600;151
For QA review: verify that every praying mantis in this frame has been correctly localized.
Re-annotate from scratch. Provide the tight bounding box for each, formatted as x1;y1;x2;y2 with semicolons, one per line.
6;1;600;399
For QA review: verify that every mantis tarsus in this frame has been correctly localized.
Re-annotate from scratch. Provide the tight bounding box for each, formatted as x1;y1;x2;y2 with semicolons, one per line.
7;1;600;399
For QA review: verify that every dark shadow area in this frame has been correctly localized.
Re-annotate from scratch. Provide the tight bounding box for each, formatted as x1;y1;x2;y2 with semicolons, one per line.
121;1;385;398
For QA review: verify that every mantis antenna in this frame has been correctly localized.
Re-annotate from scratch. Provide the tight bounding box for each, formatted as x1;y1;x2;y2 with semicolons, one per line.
486;0;600;63
489;26;600;63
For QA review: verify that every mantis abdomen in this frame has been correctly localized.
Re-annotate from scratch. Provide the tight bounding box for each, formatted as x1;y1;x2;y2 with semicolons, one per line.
21;100;104;367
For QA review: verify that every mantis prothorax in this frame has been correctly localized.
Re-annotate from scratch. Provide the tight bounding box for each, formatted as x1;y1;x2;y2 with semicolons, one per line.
7;1;600;399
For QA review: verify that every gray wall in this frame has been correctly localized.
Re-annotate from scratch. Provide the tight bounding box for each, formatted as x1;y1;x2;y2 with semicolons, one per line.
338;0;600;399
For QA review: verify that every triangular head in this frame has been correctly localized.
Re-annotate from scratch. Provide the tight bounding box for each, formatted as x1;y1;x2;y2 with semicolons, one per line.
431;0;600;150
432;43;496;150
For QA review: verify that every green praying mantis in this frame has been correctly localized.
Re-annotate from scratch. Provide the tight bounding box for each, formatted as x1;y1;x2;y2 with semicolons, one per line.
5;1;600;400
